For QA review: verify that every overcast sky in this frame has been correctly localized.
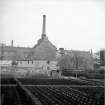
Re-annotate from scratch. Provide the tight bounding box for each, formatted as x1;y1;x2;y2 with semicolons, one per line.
0;0;105;52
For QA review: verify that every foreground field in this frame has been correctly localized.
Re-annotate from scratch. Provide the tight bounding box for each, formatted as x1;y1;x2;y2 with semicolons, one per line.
26;85;104;105
1;77;105;105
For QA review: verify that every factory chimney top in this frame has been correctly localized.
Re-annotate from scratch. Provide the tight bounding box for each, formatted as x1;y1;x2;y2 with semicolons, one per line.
42;15;47;39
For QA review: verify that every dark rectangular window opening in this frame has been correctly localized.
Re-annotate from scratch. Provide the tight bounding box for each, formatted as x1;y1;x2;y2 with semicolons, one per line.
28;60;29;64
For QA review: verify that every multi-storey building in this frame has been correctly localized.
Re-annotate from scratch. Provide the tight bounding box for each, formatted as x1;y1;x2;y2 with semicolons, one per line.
0;15;94;77
0;15;57;61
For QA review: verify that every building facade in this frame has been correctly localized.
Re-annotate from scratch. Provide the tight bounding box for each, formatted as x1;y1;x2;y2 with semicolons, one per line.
0;15;94;77
0;15;57;61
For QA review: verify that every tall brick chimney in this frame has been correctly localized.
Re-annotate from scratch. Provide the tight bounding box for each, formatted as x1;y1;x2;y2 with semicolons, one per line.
42;15;46;39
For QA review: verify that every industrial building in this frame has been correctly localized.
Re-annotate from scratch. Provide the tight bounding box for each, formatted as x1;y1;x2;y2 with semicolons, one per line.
0;15;94;77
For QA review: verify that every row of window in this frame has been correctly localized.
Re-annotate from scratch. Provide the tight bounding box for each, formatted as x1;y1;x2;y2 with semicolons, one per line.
18;60;33;64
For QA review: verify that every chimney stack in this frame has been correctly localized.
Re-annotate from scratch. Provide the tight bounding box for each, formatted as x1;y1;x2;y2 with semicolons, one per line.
42;15;46;35
59;48;65;55
11;40;13;47
42;15;46;39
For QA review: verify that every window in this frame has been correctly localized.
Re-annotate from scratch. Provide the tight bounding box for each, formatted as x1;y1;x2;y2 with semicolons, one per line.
28;60;29;64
